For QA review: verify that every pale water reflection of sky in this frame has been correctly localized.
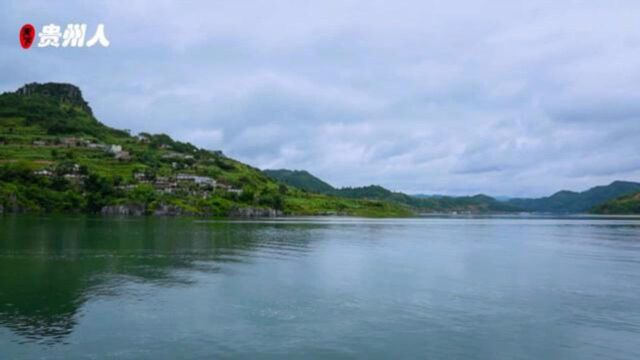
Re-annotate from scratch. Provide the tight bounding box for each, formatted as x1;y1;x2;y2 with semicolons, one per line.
2;1;640;197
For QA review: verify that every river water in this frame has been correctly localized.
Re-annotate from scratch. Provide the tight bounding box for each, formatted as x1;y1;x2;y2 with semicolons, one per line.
0;215;639;359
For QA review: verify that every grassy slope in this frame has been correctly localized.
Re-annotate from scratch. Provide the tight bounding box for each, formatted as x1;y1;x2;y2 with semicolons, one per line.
0;86;411;217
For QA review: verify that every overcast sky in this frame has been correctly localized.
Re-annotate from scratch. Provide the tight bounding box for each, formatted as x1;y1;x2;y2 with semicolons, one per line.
2;0;640;196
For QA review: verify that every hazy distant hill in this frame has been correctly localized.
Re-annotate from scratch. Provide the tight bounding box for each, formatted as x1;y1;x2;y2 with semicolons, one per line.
591;191;640;214
264;169;519;213
508;181;640;213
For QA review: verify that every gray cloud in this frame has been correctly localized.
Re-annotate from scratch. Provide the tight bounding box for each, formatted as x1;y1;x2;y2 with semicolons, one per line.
2;0;640;197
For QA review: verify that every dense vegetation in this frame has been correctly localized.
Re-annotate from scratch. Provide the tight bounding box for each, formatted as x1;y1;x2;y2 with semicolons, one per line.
508;181;640;213
0;83;411;217
263;169;335;194
591;192;640;214
264;169;520;213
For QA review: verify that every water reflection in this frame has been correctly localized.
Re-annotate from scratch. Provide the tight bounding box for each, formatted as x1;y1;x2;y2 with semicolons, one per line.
1;215;639;359
0;215;317;343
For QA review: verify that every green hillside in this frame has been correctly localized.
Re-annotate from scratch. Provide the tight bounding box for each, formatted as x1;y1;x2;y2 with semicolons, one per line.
508;181;640;213
263;169;335;193
0;82;412;217
264;168;520;213
591;192;640;214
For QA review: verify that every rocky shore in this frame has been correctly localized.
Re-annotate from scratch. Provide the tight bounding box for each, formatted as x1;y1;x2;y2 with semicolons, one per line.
99;203;282;218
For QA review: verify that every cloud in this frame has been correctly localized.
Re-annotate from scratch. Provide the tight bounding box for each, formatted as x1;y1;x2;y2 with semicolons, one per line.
2;0;640;196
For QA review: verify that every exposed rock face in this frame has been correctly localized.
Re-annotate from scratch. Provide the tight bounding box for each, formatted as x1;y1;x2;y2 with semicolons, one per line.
15;82;93;115
100;204;145;216
153;203;185;216
229;207;282;218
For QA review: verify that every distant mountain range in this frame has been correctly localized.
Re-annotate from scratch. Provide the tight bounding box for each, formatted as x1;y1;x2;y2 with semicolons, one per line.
507;181;640;213
263;169;640;214
263;169;520;213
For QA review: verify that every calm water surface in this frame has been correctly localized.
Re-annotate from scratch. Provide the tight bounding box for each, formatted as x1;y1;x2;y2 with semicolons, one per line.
0;215;639;359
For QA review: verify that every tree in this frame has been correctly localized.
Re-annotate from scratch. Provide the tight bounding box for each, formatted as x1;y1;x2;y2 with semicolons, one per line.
129;184;156;205
239;188;255;203
84;174;114;212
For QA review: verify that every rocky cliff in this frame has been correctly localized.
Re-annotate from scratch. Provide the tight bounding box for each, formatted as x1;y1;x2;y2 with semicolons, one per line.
15;82;93;115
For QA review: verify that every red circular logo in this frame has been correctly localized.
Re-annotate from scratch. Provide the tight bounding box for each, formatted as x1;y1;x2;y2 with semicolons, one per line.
20;24;35;49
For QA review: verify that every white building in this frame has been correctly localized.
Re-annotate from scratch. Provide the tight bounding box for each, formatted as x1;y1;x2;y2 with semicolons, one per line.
108;144;122;154
34;169;53;177
176;174;216;187
115;151;131;161
88;143;107;150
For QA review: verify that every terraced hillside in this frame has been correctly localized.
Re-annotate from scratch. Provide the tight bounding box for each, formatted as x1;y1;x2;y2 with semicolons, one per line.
0;82;411;217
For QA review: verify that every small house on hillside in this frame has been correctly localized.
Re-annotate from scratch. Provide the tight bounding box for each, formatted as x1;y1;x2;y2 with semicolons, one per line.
161;152;183;159
133;172;147;181
108;144;123;153
154;177;177;193
176;174;216;188
34;169;53;177
88;143;107;150
61;137;78;147
64;173;86;185
115;151;131;161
